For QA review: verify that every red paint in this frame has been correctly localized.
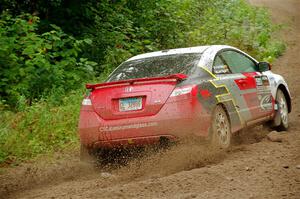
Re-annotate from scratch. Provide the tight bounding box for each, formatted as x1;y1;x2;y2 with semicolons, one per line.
234;72;257;90
242;92;260;119
86;73;188;90
79;80;211;149
90;79;178;120
199;89;211;99
271;95;276;116
191;86;198;96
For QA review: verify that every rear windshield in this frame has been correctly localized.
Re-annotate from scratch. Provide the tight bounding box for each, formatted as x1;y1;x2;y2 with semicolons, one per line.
107;53;202;82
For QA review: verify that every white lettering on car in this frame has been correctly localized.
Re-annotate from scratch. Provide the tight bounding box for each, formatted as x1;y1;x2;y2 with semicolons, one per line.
99;122;158;132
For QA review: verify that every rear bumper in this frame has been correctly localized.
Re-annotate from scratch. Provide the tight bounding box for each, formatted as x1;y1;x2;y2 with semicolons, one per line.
78;98;211;149
93;135;176;148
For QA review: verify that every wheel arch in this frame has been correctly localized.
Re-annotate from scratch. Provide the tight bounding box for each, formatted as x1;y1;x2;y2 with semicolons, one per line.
277;84;292;113
215;102;233;129
217;103;230;119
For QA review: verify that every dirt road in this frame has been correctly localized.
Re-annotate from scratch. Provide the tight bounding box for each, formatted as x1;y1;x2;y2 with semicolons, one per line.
1;0;300;198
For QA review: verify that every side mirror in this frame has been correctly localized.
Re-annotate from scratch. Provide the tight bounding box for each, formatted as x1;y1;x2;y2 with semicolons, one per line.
257;62;271;72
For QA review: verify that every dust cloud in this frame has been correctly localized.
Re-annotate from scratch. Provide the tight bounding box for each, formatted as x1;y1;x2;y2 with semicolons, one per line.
1;137;226;198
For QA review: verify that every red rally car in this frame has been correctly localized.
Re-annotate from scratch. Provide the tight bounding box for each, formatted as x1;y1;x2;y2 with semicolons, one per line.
78;45;291;158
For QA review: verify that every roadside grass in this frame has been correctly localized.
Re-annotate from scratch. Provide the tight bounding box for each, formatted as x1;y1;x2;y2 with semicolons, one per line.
0;90;83;166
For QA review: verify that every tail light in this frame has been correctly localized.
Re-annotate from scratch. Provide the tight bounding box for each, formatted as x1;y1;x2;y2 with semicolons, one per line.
170;85;198;97
81;97;93;111
82;89;92;106
82;98;92;106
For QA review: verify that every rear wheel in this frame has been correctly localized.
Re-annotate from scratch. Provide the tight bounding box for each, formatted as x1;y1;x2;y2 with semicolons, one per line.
211;105;231;149
271;89;289;131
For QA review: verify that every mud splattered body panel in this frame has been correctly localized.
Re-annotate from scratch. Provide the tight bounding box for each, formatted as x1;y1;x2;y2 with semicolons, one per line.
78;45;291;149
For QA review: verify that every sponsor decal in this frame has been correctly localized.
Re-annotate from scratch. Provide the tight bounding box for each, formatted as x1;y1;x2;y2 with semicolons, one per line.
99;122;158;132
256;75;271;94
255;76;263;86
258;94;272;110
255;75;270;87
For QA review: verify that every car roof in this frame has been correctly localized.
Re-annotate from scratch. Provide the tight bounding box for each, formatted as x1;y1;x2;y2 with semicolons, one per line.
127;45;231;61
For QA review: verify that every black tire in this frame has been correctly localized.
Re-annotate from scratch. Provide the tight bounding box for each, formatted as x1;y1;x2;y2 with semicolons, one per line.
211;105;231;149
271;89;289;131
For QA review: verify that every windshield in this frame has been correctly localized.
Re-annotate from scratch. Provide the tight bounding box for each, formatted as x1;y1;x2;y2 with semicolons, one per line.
107;53;202;82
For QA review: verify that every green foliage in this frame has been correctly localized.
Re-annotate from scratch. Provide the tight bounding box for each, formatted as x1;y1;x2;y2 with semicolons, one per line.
0;0;285;76
0;12;96;108
187;0;285;62
84;0;284;74
0;90;83;165
87;0;202;74
0;0;92;35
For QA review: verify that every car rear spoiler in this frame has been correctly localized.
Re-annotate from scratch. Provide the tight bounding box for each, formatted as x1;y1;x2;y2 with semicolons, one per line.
86;73;188;90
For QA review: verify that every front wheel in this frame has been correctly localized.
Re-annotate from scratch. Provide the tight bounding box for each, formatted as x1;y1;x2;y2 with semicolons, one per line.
272;89;289;131
211;105;231;149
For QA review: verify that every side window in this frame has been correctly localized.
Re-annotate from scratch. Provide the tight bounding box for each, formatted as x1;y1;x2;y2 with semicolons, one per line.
213;55;230;74
220;50;257;73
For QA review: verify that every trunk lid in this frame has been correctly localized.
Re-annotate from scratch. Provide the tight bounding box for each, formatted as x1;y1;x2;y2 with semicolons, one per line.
87;74;187;120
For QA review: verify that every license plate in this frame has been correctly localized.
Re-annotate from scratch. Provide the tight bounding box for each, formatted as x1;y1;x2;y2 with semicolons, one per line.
119;97;142;112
